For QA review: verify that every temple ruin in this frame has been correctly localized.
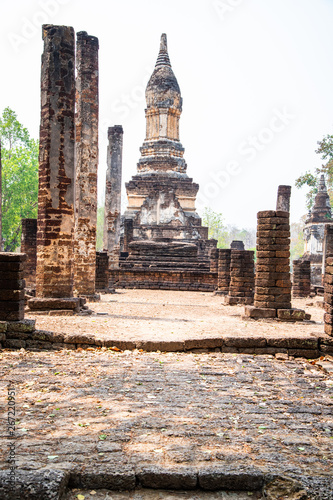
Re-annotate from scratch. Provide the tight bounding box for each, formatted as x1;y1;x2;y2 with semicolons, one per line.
303;175;333;286
109;34;218;291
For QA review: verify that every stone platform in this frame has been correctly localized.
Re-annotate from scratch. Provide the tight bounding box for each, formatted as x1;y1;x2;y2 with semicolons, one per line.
0;347;332;499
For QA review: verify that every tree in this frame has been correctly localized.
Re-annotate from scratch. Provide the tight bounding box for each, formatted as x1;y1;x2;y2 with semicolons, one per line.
202;207;228;248
96;205;105;251
201;207;256;250
295;132;333;209
290;219;305;263
0;108;39;251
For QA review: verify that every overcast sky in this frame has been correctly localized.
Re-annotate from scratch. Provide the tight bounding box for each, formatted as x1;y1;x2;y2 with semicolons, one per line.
1;0;333;229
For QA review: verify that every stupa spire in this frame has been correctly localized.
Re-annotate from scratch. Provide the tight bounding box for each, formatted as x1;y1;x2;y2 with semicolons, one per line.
155;33;171;68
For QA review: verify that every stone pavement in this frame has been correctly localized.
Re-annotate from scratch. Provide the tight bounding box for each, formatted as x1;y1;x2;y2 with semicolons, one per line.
0;347;332;499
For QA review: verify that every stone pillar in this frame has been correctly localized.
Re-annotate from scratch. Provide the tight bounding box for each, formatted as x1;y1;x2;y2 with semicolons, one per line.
21;219;37;288
95;251;109;292
103;126;123;269
324;225;333;336
292;260;311;298
73;31;99;298
245;211;292;319
0;253;26;321
276;185;291;212
216;249;231;295
224;250;254;305
35;25;75;300
230;240;245;251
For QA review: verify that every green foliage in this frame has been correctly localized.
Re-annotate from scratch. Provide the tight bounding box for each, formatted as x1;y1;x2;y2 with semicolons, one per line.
0;107;39;251
295;132;333;209
96;205;105;251
290;220;305;263
202;207;228;248
202;207;256;250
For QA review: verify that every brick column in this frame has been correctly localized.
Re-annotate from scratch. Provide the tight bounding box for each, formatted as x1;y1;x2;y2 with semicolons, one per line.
292;260;311;298
35;25;75;299
225;250;254;305
245;210;294;319
0;253;26;321
21;219;37;288
73;31;99;298
103;126;123;269
230;240;244;251
276;185;291;212
324;225;333;336
95;251;109;292
216;249;231;295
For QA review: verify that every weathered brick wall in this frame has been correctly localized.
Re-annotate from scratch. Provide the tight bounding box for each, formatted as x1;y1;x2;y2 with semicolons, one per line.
209;248;219;273
103;126;123;270
95;252;109;292
21;218;37;288
217;249;231;294
73;31;99;297
225;250;254;305
36;25;75;298
254;210;291;310
0;253;26;321
109;269;217;291
292;259;311;298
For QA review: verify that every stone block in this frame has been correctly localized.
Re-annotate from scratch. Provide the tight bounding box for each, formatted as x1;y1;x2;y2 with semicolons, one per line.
3;339;26;348
277;309;306;321
28;297;80;311
198;467;264;491
244;306;276;318
6;319;35;333
0;321;7;333
137;466;197;490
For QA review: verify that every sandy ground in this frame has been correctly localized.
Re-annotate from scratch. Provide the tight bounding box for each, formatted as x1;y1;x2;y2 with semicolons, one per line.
25;290;325;343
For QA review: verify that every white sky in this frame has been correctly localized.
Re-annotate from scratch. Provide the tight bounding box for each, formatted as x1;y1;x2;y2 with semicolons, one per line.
1;0;333;229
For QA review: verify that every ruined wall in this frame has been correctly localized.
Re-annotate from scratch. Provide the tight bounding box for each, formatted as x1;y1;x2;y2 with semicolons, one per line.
109;269;217;291
217;249;231;295
292;260;311;298
225;250;254;305
73;31;99;297
21;219;37;288
36;25;75;298
103;126;123;269
95;252;109;292
0;252;26;321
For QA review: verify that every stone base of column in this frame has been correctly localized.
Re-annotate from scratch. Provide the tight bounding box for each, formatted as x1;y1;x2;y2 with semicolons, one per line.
244;306;309;321
28;297;81;313
75;293;101;302
224;296;253;305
